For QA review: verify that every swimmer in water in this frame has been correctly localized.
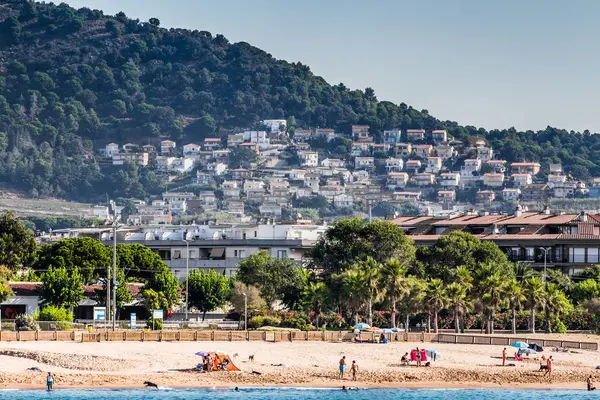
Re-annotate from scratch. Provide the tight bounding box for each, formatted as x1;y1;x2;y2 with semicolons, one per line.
234;387;239;391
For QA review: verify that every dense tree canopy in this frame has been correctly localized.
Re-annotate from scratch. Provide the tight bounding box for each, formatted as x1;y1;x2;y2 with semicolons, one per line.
0;211;37;270
186;269;231;320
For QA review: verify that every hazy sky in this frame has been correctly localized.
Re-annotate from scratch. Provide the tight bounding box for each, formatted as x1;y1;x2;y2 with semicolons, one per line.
63;0;600;132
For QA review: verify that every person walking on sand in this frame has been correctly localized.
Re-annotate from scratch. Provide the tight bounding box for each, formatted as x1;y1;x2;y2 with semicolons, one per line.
588;375;596;391
544;356;553;378
339;356;346;379
46;372;54;391
351;360;359;381
502;347;507;366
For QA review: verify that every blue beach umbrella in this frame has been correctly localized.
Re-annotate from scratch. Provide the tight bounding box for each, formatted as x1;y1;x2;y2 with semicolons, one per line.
354;323;370;329
511;341;528;349
195;351;208;357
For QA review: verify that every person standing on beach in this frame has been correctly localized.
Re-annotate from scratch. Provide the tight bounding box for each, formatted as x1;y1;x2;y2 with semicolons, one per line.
588;375;596;391
502;348;506;366
46;372;54;391
416;347;422;367
350;360;359;381
339;356;346;379
544;356;553;378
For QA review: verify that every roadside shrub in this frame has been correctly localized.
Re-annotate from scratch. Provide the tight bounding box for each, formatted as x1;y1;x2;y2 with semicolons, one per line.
1;322;15;331
15;314;39;331
147;316;163;330
248;315;264;329
263;316;281;327
37;306;73;322
279;315;309;331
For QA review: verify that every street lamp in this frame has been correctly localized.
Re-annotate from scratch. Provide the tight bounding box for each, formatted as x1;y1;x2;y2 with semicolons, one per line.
183;238;190;320
242;292;247;331
541;247;551;284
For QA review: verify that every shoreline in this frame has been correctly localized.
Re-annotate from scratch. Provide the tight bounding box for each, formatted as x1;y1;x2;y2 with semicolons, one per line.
0;381;591;391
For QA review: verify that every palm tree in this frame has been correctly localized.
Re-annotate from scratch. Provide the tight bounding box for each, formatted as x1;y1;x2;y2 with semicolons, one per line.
480;272;506;334
339;268;369;325
542;283;573;333
504;279;526;334
381;258;409;328
357;257;381;326
523;277;544;333
446;282;470;333
513;262;535;284
396;276;426;331
302;282;327;329
425;278;447;333
452;266;473;332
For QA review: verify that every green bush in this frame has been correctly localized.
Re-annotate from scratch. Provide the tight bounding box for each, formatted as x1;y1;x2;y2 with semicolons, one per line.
147;316;163;330
248;315;282;329
1;322;15;331
37;306;73;322
14;314;39;331
279;316;309;331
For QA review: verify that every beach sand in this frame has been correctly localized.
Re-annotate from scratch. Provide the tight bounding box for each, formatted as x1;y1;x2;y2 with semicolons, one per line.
0;336;598;390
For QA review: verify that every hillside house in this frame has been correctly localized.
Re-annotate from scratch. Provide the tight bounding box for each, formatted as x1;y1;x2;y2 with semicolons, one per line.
319;185;345;200
195;172;214;186
547;174;567;186
486;160;507;173
294;129;312;141
553;183;575;198
160;140;176;155
413;144;433;158
315;128;336;141
112;152;149;166
352;125;371;142
227;134;244;148
502;188;521;201
476;147;493;162
426;156;442;173
105;143;120;157
304;173;320;191
156;156;176;171
171;158;194;174
512;173;532;188
392;191;421;201
321;158;345;168
355;157;375;170
511;162;541;175
406;129;425;142
431;129;447;143
203;138;222;151
405;159;421;173
262;119;286;133
383;129;402;144
522;184;549;201
476;190;496;204
141;144;156;153
461;159;482;176
437;190;456;203
439;172;460;187
239;142;259;153
395;143;412;157
386;172;409;190
122;143;137;153
288;169;307;180
299;151;318;167
259;202;282;217
183;143;201;155
351;142;371;156
414;172;435;186
222;181;241;198
483;173;504;188
333;194;354;208
435;145;455;160
385;158;404;173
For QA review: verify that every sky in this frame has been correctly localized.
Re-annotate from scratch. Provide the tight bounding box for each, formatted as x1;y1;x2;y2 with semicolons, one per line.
63;0;600;132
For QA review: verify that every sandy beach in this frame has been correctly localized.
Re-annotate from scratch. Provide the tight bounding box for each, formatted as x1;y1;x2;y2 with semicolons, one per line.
0;334;599;390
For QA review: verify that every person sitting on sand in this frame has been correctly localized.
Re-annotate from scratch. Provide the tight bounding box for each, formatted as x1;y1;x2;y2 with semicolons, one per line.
588;375;596;391
401;352;409;365
339;356;346;379
351;360;359;381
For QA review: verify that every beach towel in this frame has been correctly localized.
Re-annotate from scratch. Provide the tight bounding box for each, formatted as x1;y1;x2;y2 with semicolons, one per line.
410;350;417;362
420;350;427;362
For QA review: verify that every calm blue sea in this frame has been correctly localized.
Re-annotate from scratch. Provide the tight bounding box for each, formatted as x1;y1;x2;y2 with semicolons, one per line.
0;388;595;400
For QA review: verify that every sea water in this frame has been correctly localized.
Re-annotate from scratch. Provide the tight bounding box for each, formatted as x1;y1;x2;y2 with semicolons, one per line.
0;388;595;400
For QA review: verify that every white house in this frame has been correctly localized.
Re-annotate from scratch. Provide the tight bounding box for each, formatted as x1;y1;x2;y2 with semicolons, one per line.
483;173;504;187
392;191;421;201
321;158;345;168
183;143;201;155
413;144;433;158
288;169;307;180
502;188;521;201
426;156;442;173
547;174;567;186
160;140;176;155
203;138;222;151
383;129;402;144
439;172;460;187
476;147;493;162
355;157;375;170
512;173;532;188
262;119;286;133
431;129;447;143
259;202;283;217
405;160;421;173
486;160;507;173
385;158;404;173
170;158;194;174
333;194;354;208
406;129;425;142
299;151;318;167
414;173;435;186
386;172;409;190
105;143;120;157
437;190;456;203
395;143;412;158
461;159;482;176
222;181;241;198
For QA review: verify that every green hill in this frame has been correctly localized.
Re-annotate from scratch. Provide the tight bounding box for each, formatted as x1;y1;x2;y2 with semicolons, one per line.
0;0;598;201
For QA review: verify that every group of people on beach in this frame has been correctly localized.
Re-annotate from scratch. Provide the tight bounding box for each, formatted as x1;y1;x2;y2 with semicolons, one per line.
338;356;359;381
199;354;229;372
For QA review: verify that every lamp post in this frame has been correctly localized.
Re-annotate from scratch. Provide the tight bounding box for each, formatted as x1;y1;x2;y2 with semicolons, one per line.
112;220;117;331
541;247;551;284
242;292;247;330
183;239;190;320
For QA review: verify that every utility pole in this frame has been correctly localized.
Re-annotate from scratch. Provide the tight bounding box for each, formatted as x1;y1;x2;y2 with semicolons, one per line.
183;239;189;320
541;247;550;285
112;220;117;331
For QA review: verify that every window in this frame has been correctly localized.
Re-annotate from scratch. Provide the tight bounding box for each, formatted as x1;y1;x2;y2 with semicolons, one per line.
239;250;246;258
173;250;181;259
277;250;288;259
569;248;585;263
234;250;238;257
589;248;599;263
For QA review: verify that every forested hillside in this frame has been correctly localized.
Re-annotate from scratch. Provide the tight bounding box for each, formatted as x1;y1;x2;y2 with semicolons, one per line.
0;0;599;201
